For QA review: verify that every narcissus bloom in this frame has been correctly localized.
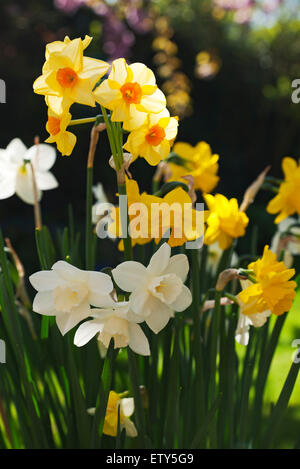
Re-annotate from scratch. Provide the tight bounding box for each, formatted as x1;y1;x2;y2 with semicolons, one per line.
204;193;249;250
270;217;300;268
124;109;178;165
74;300;150;356
94;58;166;131
107;178;205;249
237;246;296;318
167;141;219;193
45;109;77;156
30;261;113;335
33;35;109;115
0;138;58;204
88;391;137;437
112;243;192;333
92;182;109;224
267;157;300;223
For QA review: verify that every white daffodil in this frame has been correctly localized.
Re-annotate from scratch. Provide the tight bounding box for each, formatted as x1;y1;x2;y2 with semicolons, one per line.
0;138;58;204
92;182;110;224
29;261;113;335
270;217;300;268
74;300;150;356
235;279;271;345
88;390;137;438
112;243;192;334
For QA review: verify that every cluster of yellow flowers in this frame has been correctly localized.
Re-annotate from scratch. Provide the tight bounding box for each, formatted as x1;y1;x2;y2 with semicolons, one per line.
33;36;298;339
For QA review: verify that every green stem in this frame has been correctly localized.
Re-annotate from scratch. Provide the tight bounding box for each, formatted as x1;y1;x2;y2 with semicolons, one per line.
69;117;98;126
85;166;94;270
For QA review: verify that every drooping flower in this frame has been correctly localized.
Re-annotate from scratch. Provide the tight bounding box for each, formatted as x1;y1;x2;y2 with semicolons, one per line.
270;217;300;268
112;243;192;333
94;58;166;131
267;157;300;223
0;138;58;204
88;391;137;438
29;261;113;335
45;109;77;156
92;182;109;224
74;300;150;356
204;193;249;250
33;36;109;115
123;109;178;166
206;242;238;275
166;141;219;193
237;246;296;318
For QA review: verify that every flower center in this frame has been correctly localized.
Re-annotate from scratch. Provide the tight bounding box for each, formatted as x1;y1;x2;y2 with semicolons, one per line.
53;285;88;313
120;82;142;104
149;274;182;304
47;116;61;136
145;124;166;146
56;67;78;88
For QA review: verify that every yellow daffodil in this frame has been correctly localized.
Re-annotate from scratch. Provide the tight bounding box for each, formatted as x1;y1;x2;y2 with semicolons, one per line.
45;109;77;156
237;246;296;317
123;109;178;166
267;157;300;223
167;141;219;193
108;178;205;249
33;36;109;115
204;193;249;250
103;391;137;437
94;58;166;131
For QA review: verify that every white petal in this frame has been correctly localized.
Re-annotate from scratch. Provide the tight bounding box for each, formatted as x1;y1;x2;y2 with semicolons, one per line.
15;168;42;205
74;320;104;347
56;308;90;336
123;418;138;438
170;285;192;312
32;291;56;315
6;138;27;164
25;144;56;171
35;171;58;191
129;288;151;317
235;313;252;346
145;303;172;334
112;261;148;292
120;397;134;417
163;254;189;281
89;292;115;308
29;270;59;291
147;243;171;276
52;260;87;283
128;322;150;356
87;271;113;295
0;174;16;199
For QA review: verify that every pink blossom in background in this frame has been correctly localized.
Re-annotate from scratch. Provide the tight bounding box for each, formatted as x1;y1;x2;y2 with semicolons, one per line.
54;0;85;14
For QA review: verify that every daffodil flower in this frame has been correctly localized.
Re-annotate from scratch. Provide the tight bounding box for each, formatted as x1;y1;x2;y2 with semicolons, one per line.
112;243;192;333
45;109;77;156
124;109;178;165
237;246;296;319
204;193;249;250
74;300;150;355
267;157;300;223
270;216;300;268
167;141;219;193
235;279;271;345
33;35;109;115
94;58;166;131
0;138;58;204
29;261;114;335
88;391;137;438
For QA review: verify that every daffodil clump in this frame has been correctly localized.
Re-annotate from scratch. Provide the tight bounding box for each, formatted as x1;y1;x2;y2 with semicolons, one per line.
0;33;299;451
